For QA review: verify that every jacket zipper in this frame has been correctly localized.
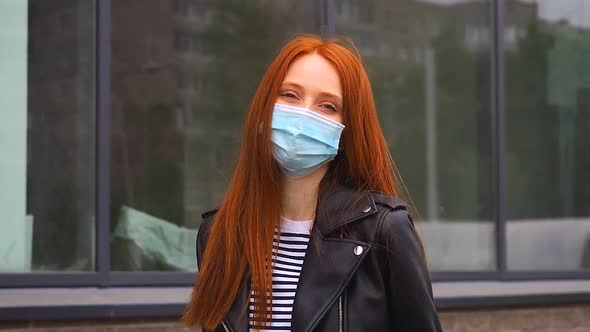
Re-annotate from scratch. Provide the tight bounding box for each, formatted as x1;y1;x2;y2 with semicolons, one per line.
338;295;343;332
338;232;344;332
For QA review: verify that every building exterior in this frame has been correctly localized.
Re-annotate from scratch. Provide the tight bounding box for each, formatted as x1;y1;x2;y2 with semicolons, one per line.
0;0;589;331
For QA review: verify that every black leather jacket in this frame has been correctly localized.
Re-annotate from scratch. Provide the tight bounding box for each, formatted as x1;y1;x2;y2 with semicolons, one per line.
196;186;442;331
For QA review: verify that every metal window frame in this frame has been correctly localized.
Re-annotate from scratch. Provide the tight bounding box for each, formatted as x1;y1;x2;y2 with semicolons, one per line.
2;0;590;295
494;0;508;277
0;0;109;289
96;0;112;289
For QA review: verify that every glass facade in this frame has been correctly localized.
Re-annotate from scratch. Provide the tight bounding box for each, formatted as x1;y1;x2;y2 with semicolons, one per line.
504;0;590;271
0;0;96;272
0;0;588;285
335;0;496;271
109;0;322;271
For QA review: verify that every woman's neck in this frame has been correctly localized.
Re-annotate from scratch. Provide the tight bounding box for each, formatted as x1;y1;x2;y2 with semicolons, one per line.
280;165;328;221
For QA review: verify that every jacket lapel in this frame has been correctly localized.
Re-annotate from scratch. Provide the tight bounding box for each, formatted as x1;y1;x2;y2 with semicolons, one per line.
291;187;377;332
227;241;370;332
315;186;378;236
291;230;371;332
223;274;251;332
225;186;381;332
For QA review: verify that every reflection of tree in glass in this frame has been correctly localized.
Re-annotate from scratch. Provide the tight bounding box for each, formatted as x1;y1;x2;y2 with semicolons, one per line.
575;89;590;216
197;0;290;128
369;19;590;222
35;186;80;270
432;26;491;221
369;25;492;221
507;20;590;219
505;20;559;219
368;56;427;214
188;0;291;212
113;102;183;226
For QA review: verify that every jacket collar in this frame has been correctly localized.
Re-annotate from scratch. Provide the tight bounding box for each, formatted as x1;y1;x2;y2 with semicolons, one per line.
291;186;406;331
314;185;377;236
221;186;405;332
315;185;405;236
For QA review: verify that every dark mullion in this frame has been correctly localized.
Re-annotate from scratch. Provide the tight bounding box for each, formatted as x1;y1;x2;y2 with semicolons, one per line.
0;304;187;321
433;270;590;282
96;0;112;287
502;270;590;281
1;268;587;288
3;293;589;321
435;292;590;311
109;272;196;286
324;0;335;37
1;269;585;288
432;271;500;282
0;274;98;288
492;0;508;276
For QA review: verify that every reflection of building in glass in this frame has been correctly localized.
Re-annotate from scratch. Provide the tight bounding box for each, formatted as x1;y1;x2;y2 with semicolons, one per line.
174;0;222;228
110;1;321;228
105;0;590;272
27;0;95;270
546;24;590;216
335;0;535;69
111;0;183;229
174;0;320;225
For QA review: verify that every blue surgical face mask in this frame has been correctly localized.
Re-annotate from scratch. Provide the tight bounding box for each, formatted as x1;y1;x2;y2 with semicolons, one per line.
271;103;345;178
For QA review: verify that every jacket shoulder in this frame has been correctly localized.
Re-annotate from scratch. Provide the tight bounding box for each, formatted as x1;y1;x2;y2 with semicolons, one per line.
199;208;218;234
370;192;406;208
369;193;417;242
370;197;440;331
201;208;218;222
196;208;218;268
370;192;408;215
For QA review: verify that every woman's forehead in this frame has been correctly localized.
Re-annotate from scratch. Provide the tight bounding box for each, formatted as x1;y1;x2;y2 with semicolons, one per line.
282;53;342;99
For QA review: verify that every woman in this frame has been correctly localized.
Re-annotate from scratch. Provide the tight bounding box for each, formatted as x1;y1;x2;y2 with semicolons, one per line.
184;35;442;332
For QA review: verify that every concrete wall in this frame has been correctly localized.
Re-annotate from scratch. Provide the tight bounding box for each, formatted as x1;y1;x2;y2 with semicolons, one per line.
1;305;589;332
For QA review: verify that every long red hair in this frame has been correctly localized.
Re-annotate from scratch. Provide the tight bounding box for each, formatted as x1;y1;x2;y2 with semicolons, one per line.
183;35;402;329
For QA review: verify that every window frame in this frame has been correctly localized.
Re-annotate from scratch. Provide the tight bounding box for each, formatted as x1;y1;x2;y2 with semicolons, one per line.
1;0;589;316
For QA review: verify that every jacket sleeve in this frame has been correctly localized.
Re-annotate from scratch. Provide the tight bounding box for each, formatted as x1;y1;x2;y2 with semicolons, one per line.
379;208;442;331
194;212;220;332
196;211;216;270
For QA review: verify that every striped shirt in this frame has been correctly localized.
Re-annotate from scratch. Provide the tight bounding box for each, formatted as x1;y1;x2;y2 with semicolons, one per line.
248;217;313;332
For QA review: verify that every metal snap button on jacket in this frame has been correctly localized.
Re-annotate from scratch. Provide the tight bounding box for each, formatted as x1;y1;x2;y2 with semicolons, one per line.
353;245;364;256
362;206;371;213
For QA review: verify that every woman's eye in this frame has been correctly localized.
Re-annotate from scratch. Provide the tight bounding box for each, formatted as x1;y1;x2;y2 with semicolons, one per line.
321;104;337;112
279;92;298;99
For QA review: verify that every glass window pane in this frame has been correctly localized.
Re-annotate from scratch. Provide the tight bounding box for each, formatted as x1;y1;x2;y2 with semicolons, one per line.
110;0;322;271
0;0;96;272
506;0;590;271
336;0;495;271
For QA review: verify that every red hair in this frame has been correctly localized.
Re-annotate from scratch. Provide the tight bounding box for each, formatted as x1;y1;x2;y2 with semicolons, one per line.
183;35;399;329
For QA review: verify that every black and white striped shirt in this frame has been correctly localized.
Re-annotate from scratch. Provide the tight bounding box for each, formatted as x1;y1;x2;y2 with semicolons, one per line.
248;217;313;332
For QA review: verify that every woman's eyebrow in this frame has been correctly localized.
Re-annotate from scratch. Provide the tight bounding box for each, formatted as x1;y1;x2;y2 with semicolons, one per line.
281;81;343;103
318;92;343;105
280;81;304;89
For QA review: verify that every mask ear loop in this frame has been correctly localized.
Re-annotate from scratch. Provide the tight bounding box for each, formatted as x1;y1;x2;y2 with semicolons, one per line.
338;127;346;152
